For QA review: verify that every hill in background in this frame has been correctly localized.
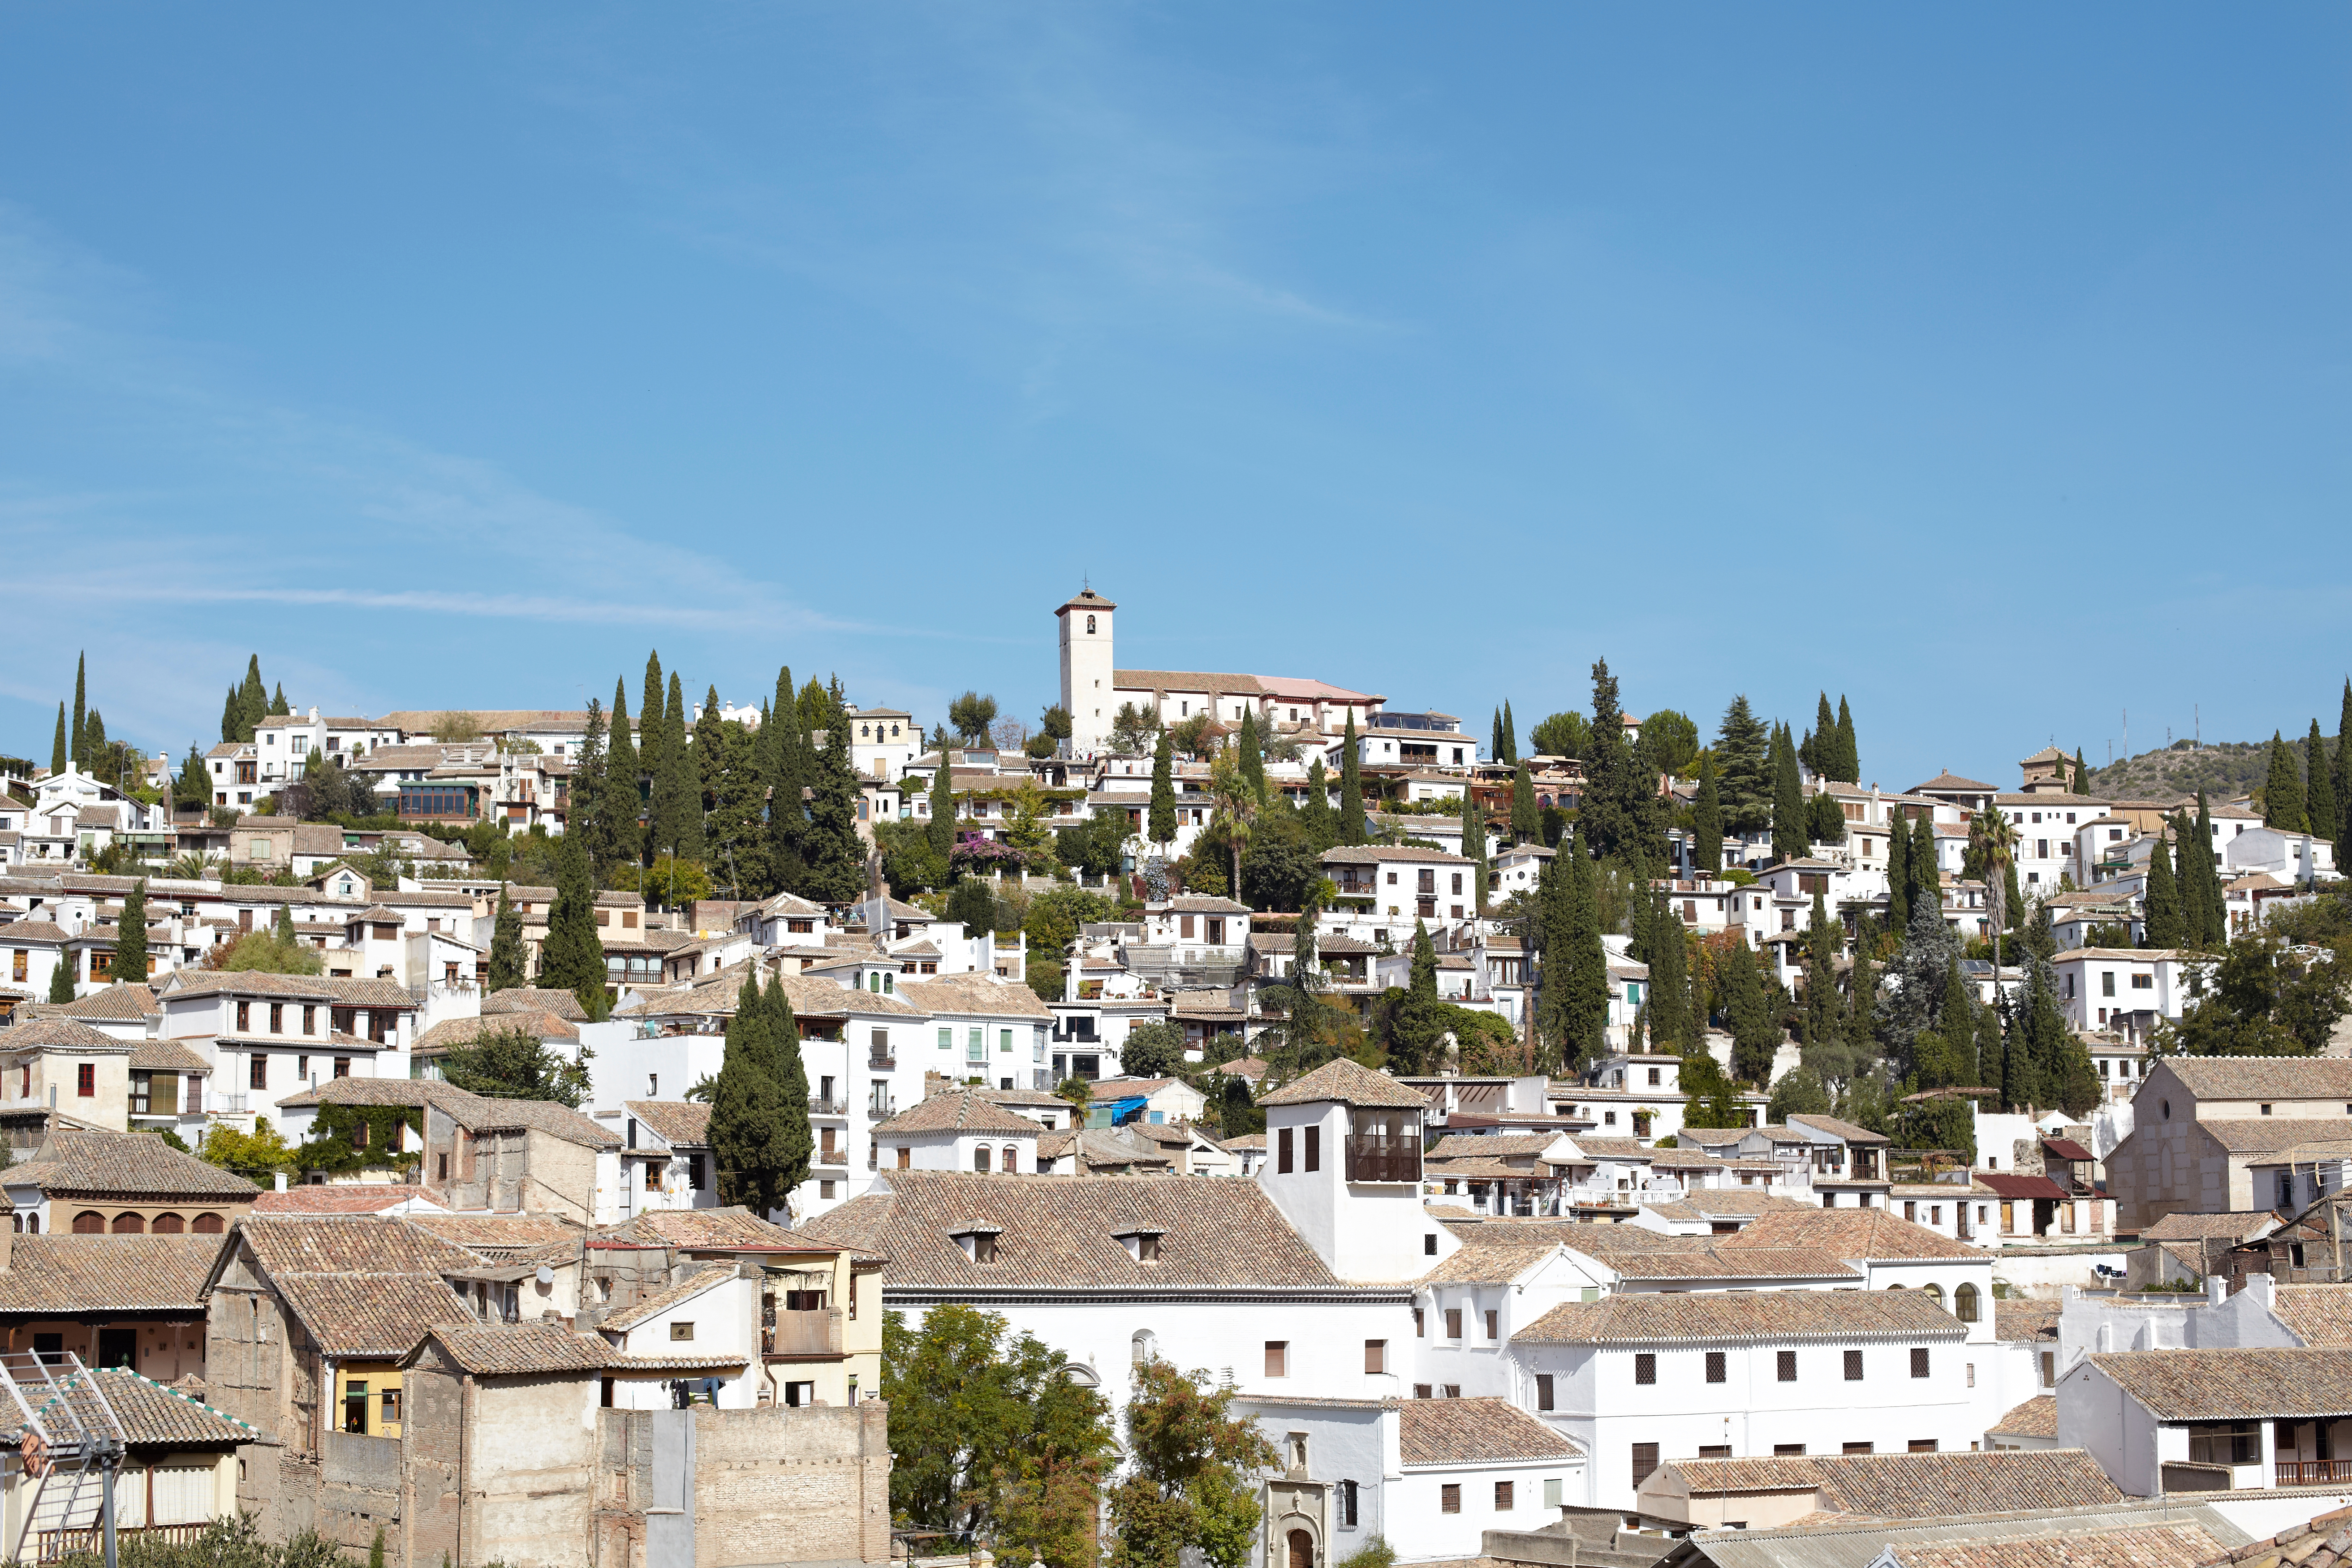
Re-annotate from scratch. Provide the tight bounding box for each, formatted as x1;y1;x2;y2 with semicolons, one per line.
2087;736;2319;804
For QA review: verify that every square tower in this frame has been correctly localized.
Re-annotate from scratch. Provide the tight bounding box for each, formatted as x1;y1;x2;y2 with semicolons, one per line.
1056;589;1117;756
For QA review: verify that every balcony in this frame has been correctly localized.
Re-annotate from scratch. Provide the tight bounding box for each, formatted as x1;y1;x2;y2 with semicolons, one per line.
2275;1460;2352;1485
764;1309;844;1358
1343;1137;1421;1185
868;1051;896;1070
808;1095;848;1116
818;1150;847;1166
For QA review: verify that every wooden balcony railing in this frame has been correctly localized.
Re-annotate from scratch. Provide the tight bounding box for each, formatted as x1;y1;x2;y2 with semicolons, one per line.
2275;1460;2352;1485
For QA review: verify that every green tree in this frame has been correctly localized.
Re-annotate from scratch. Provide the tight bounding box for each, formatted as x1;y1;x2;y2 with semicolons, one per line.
1806;788;1846;846
174;745;209;811
538;831;610;1020
217;918;325;976
1885;813;1912;934
115;879;147;986
1834;696;1858;784
237;655;267;744
1801;892;1836;1047
1714;696;1772;839
1499;701;1519;765
199;1117;300;1182
703;706;770;895
1148;730;1178;851
485;890;526;993
50;702;66;777
1767;1065;1832;1122
1690;751;1723;878
1580;659;1663;874
440;1025;593;1107
1720;940;1778;1085
270;683;290;716
2143;830;2183;948
800;687;866;903
1556;829;1609;1073
2264;731;2308;832
1678;1049;1748;1128
2307;719;2338;883
1338;713;1366;845
219;688;238;746
1110;1359;1278;1568
1386;922;1447;1074
638;653;668;864
1530;711;1588;760
1770;721;1805;865
950;692;999;746
1299;758;1336;852
1511;760;1540;845
1801;693;1837;779
2161;935;2351;1059
1909;809;1943;920
47;944;75;1001
1240;811;1317;913
706;968;811;1217
646;671;701;862
1643;710;1699;777
2335;680;2352;862
930;752;959;862
70;652;86;766
1235;710;1265;807
2072;748;2089;796
767;666;810;892
1121;1019;1188;1079
606;679;643;871
2189;793;2225;948
569;698;614;886
1642;894;1697;1052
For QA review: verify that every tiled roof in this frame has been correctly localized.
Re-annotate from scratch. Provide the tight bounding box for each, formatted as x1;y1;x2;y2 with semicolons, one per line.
2161;1059;2352;1100
599;1263;738;1333
405;1214;584;1255
50;984;160;1021
2203;1504;2352;1568
1515;1287;1967;1345
1995;1300;2060;1344
4;1128;260;1200
795;1171;1340;1290
128;1040;210;1072
625;1100;713;1147
1719;1208;1982;1261
417;1011;579;1051
28;1367;272;1450
1789;1114;1892;1145
1596;1248;1861;1283
1977;1172;2073;1202
875;1088;1045;1137
1664;1448;2120;1517
1159;896;1252;914
236;1215;481;1358
482;986;591;1021
0;1017;130;1051
1260;1057;1433;1110
1429;1134;1561;1159
254;1185;447;1215
0;1235;225;1314
2091;1348;2352;1420
1887;1524;2218;1568
0;921;70;943
444;1095;620;1150
1641;1193;1822;1223
425;1321;612;1375
2270;1287;2352;1348
1419;1244;1558;1286
1988;1394;2059;1438
1397;1396;1579;1466
275;1077;473;1111
898;972;1052;1020
2199;1119;2352;1155
1566;1137;1656;1161
606;1207;853;1256
160;970;417;1008
1319;845;1469;865
2142;1211;2280;1244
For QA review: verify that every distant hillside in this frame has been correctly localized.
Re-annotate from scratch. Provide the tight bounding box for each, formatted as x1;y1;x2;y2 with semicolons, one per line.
2086;737;2317;805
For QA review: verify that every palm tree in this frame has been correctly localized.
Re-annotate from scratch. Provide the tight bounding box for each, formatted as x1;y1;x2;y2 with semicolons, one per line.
1969;802;2019;985
1206;750;1258;903
165;851;222;880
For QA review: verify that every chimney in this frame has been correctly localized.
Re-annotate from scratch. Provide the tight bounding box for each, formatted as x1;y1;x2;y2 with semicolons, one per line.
274;1172;289;1193
2246;1272;2277;1311
2205;1275;2227;1308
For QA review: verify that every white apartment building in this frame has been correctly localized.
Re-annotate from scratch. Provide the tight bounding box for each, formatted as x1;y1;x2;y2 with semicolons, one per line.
2050;947;2199;1042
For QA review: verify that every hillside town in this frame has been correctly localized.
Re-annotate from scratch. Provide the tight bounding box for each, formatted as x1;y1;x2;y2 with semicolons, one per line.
0;588;2349;1568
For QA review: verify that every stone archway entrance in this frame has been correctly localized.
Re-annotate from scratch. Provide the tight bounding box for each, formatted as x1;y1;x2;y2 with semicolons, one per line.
1288;1530;1314;1568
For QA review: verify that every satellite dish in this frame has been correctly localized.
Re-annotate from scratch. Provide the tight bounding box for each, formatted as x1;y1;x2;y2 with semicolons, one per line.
536;1266;555;1286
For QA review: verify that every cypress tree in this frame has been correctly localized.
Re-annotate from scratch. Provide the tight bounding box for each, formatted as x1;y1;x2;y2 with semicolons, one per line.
1300;758;1335;852
768;666;808;889
1804;693;1836;779
1464;801;1489;913
220;689;240;745
538;831;610;1019
1559;827;1608;1073
1500;701;1518;766
115;879;147;986
48;947;75;1002
1511;760;1539;846
606;680;642;869
270;683;290;716
799;694;865;903
707;968;810;1220
2192;793;2225;945
2264;731;2307;832
70;653;86;765
652;670;704;862
1581;657;1663;874
1802;891;1837;1046
1844;940;1878;1056
2072;748;2089;796
50;703;66;777
1148;730;1177;849
485;890;526;993
1647;894;1695;1052
2335;679;2352;862
1910;809;1943;918
1491;708;1504;765
2171;814;2204;950
175;746;209;811
2306;720;2337;879
1722;940;1778;1086
1236;710;1265;807
1691;752;1723;877
1770;722;1805;865
1530;850;1571;1072
2142;830;2182;948
1338;713;1366;845
1388;921;1446;1074
83;711;105;761
1834;696;1858;784
929;752;957;862
638;653;667;863
237;656;267;743
1886;813;1911;933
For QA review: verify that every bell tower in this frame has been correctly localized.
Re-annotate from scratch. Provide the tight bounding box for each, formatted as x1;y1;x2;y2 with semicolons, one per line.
1056;588;1116;757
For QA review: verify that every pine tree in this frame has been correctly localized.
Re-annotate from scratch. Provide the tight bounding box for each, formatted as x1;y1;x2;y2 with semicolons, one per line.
1834;696;1858;784
1559;828;1608;1073
606;680;642;870
1511;761;1539;846
1714;696;1773;838
70;652;86;765
1691;752;1723;877
1770;722;1805;865
115;879;147;986
2306;720;2337;879
799;690;865;903
2264;731;2307;832
175;746;209;811
1148;730;1177;849
538;832;609;1019
1802;892;1837;1046
1236;710;1265;807
1338;713;1365;846
50;703;66;777
1886;813;1911;933
1500;701;1518;766
486;890;526;993
2142;829;2182;948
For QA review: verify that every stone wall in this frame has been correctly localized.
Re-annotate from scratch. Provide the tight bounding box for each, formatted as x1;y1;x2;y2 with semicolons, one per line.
594;1402;891;1568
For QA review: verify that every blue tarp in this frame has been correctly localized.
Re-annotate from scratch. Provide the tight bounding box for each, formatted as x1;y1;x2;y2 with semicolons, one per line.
1085;1096;1150;1129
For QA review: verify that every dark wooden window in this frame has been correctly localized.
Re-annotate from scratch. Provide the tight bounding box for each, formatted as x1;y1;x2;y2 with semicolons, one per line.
1777;1350;1797;1383
1631;1443;1659;1487
1278;1127;1294;1174
1439;1484;1460;1515
1844;1350;1864;1381
1910;1348;1930;1379
1706;1351;1727;1383
1634;1353;1656;1385
1304;1125;1320;1172
1494;1482;1513;1512
1535;1374;1554;1411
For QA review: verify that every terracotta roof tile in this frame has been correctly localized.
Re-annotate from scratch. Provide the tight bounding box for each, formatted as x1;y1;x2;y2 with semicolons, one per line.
1988;1395;2058;1438
1516;1288;1967;1345
1996;1300;2061;1344
1260;1057;1433;1110
128;1040;210;1072
2093;1348;2352;1420
236;1215;483;1359
604;1207;851;1256
2141;1212;2280;1244
1664;1448;2120;1518
1398;1396;1579;1465
5;1128;259;1200
1890;1523;2218;1568
875;1088;1045;1137
26;1367;273;1450
1419;1245;1558;1286
2162;1060;2352;1100
2270;1286;2352;1348
0;1235;225;1314
624;1100;712;1147
482;986;590;1021
897;972;1052;1020
1719;1208;1982;1261
425;1321;612;1375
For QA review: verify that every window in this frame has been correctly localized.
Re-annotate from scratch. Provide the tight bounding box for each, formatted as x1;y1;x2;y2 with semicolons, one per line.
382;1387;401;1426
1442;1383;1461;1399
1910;1348;1930;1379
2189;1425;2259;1466
1305;1125;1320;1172
1631;1443;1659;1488
1495;1482;1514;1512
1536;1374;1554;1411
1843;1442;1874;1455
1844;1350;1863;1381
1413;1309;1425;1338
2040;1351;2056;1387
1634;1353;1656;1385
1425;1233;1438;1256
969;1232;997;1264
1706;1351;1727;1384
1774;1444;1806;1456
1414;1384;1432;1399
1697;1445;1731;1459
345;1381;369;1434
2102;972;2116;997
1340;1480;1359;1529
302;1005;316;1034
236;1001;250;1031
1907;1439;1939;1454
1265;1341;1288;1378
1486;1309;1499;1340
1777;1350;1796;1383
76;1064;94;1098
1446;1308;1463;1339
250;1055;267;1091
670;1322;695;1342
1279;1127;1294;1173
1364;1340;1387;1374
1440;1484;1461;1515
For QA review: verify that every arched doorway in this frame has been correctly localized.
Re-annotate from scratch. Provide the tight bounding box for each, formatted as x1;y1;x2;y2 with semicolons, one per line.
1288;1530;1314;1568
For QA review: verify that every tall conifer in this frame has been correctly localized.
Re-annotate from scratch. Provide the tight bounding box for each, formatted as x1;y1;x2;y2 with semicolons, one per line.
2306;720;2337;880
1511;761;1539;846
1910;810;1943;917
2072;748;2089;795
1236;710;1265;807
539;832;610;1020
176;746;208;811
220;689;240;745
1559;827;1608;1073
1770;722;1805;865
659;671;704;863
70;653;86;765
2264;732;2307;832
1886;813;1911;933
2142;828;2182;948
115;879;147;986
1500;702;1518;766
799;686;864;903
2335;680;2352;861
1491;709;1505;765
1834;696;1858;784
270;683;289;716
2190;794;2223;947
571;699;611;885
486;890;526;993
1646;894;1695;1052
50;704;66;777
607;679;642;869
1804;694;1836;778
1338;713;1365;846
1301;758;1335;852
638;653;667;863
1692;752;1723;877
1148;731;1176;849
1714;696;1772;838
236;657;267;743
928;753;957;862
1802;891;1837;1046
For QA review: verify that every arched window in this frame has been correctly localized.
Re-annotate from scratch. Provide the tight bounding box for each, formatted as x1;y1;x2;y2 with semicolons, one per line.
24;1215;36;1234
192;1213;225;1234
1955;1283;1981;1323
111;1213;146;1235
150;1212;185;1234
1086;615;1096;635
1923;1284;1945;1309
974;1146;992;1173
72;1211;106;1234
1132;1330;1157;1365
1885;1282;1905;1289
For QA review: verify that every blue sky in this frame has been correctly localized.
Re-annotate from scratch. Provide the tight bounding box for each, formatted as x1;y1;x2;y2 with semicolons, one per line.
2;4;2345;788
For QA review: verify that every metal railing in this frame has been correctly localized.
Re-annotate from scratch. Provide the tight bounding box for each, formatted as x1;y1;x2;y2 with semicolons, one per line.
808;1096;847;1116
